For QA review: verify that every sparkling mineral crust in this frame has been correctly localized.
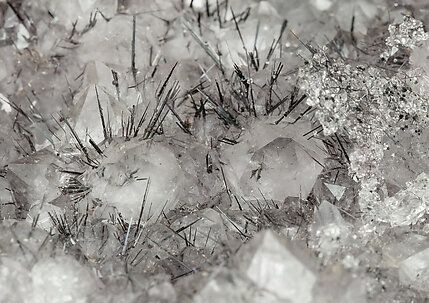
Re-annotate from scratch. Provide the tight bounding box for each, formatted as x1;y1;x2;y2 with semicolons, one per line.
1;0;429;302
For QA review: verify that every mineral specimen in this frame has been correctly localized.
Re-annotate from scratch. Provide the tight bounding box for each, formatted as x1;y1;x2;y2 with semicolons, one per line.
0;0;429;302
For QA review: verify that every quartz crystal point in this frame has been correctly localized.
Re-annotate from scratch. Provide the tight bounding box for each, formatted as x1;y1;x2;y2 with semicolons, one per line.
170;209;227;250
194;268;280;303
323;183;346;201
222;120;325;202
376;173;429;227
399;247;429;291
6;148;69;221
67;61;128;144
83;138;184;222
236;230;316;303
309;201;350;262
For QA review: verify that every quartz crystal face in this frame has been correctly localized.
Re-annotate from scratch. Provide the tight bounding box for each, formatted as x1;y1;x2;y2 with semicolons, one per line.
83;139;184;221
2;0;429;302
239;231;316;303
238;137;321;200
222;120;325;202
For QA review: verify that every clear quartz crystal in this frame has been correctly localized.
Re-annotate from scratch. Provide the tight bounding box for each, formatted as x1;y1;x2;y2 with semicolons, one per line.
194;267;279;303
399;247;429;290
376;173;429;226
237;230;316;303
84;138;184;222
222;119;325;202
309;201;350;262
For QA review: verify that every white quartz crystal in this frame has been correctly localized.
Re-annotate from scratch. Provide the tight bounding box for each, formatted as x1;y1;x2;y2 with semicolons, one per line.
376;173;429;227
222;119;325;201
237;230;316;303
399;247;429;290
84;139;184;222
309;201;350;261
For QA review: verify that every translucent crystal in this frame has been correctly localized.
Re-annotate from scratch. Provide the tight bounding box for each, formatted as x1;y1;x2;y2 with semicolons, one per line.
0;93;12;113
309;201;350;261
237;230;316;303
333;0;381;35
410;40;429;73
214;1;284;67
222;119;325;202
324;183;346;201
193;267;280;303
376;173;429;226
40;0;117;31
26;202;65;231
0;220;52;265
147;281;177;303
0;177;14;219
170;208;227;250
75;14;162;70
31;255;100;303
310;0;332;11
84;139;184;221
2;0;429;301
383;15;429;59
312;265;367;303
399;247;429;290
77;221;121;261
0;101;18;166
381;231;428;268
67;62;128;144
7;149;65;207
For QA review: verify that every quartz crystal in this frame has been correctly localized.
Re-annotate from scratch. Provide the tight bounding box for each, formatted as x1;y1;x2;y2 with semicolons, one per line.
237;230;316;303
399;247;429;291
84;138;184;221
222;119;325;202
193;268;280;303
376;173;429;226
309;201;350;262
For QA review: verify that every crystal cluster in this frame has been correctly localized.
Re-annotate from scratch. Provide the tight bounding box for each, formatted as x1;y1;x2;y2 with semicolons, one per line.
299;16;429;218
1;0;429;302
382;15;429;59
